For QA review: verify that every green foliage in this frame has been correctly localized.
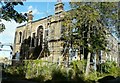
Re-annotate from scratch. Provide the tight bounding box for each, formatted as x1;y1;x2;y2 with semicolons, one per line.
70;60;86;74
85;73;97;83
69;60;87;81
4;60;120;82
62;2;108;54
51;67;67;80
0;23;5;33
24;60;86;82
4;65;25;78
62;2;118;76
70;2;119;38
99;61;119;76
0;1;27;23
0;1;27;33
118;67;120;76
24;60;53;82
82;61;120;82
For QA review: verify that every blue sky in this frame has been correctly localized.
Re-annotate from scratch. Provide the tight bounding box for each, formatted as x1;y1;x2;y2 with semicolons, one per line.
15;2;70;20
0;1;70;59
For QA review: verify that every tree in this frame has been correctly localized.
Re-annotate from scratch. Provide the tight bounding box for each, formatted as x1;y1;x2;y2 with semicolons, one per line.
62;2;118;76
96;2;119;39
0;23;5;32
70;2;119;38
0;0;27;33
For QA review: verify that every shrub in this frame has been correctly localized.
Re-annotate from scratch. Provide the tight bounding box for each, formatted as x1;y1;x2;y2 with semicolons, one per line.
24;60;54;81
5;59;119;82
97;61;119;77
51;67;67;80
4;64;25;79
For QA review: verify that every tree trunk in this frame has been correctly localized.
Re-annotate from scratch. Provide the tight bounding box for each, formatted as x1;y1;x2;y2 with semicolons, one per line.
85;52;91;76
94;53;97;71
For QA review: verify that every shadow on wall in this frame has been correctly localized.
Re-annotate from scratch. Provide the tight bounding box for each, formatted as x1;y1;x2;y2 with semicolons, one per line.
19;36;43;60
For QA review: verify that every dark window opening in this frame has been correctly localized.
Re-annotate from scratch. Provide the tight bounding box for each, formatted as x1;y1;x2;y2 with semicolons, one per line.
32;33;36;47
55;7;58;11
14;32;17;44
19;32;22;43
37;26;43;46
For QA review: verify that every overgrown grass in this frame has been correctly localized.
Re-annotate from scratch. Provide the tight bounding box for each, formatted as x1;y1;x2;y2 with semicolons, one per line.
3;64;26;80
3;60;120;83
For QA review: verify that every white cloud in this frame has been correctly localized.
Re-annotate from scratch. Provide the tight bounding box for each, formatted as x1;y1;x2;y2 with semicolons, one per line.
28;6;33;10
0;20;26;58
27;5;40;15
0;20;18;58
0;20;26;44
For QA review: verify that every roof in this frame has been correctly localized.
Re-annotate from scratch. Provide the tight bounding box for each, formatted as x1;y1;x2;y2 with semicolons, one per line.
17;15;53;28
16;24;26;28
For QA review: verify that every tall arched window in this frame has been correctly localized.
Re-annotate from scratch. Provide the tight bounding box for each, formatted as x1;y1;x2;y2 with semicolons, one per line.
14;31;17;44
22;30;25;40
19;32;22;43
32;33;35;47
37;26;43;46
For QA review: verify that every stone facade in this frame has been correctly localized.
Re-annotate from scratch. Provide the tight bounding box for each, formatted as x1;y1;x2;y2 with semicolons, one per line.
13;2;65;62
13;2;119;64
106;33;119;63
98;29;119;64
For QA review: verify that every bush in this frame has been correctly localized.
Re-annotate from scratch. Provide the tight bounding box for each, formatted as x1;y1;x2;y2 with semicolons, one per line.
4;64;25;79
97;61;119;77
24;60;54;81
24;60;86;82
51;67;67;80
4;60;119;82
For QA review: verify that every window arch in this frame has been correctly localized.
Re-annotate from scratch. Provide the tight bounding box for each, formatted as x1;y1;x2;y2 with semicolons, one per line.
37;26;43;46
32;33;36;47
19;32;22;43
22;30;25;40
14;31;17;44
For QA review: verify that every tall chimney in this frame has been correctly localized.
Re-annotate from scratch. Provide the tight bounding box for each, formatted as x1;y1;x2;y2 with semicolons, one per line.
28;10;33;22
55;0;64;14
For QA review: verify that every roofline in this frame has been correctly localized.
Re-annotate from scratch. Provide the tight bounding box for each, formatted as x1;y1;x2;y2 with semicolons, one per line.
16;24;26;28
32;15;52;23
17;15;53;28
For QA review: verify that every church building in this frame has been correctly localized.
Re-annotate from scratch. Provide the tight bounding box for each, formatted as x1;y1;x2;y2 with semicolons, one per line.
13;1;119;65
13;1;65;62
